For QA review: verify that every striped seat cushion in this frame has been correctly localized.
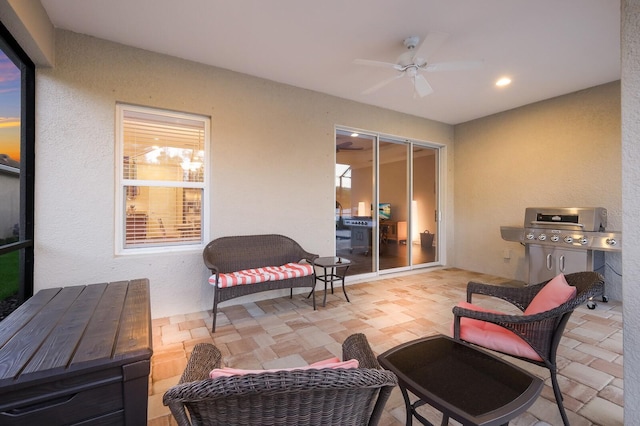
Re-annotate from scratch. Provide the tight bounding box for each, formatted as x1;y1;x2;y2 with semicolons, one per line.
211;268;271;288
264;263;314;280
209;263;314;288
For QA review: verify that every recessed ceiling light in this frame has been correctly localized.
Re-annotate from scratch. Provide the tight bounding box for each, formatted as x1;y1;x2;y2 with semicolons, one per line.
351;132;359;137
496;77;512;87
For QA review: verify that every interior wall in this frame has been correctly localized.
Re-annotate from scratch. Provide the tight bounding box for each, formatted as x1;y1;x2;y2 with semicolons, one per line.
378;154;437;240
350;165;373;217
413;154;437;238
379;160;408;221
454;81;622;299
34;29;454;319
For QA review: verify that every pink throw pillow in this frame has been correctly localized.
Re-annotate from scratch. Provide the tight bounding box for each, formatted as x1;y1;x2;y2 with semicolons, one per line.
453;301;543;361
209;358;359;379
458;319;543;361
524;274;576;315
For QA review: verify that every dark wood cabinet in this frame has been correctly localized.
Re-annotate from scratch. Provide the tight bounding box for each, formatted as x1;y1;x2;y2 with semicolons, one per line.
0;279;152;425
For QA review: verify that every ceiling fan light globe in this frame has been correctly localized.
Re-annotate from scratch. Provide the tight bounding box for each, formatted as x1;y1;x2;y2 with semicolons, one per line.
397;51;414;66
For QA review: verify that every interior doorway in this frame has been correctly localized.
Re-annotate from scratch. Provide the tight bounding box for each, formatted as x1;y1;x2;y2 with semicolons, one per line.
335;128;440;277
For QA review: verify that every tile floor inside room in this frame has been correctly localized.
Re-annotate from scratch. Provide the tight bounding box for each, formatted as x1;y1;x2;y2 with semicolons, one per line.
147;268;623;426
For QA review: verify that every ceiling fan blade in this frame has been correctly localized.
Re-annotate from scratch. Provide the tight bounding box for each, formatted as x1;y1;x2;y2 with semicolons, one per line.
353;58;402;70
425;60;484;72
362;73;404;95
413;74;433;98
412;31;449;64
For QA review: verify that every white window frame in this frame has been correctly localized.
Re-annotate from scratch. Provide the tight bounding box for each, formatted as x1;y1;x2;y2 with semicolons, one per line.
115;103;210;255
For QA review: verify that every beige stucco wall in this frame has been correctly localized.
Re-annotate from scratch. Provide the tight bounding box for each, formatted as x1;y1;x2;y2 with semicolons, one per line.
34;29;454;319
622;0;640;421
454;81;622;299
11;4;640;420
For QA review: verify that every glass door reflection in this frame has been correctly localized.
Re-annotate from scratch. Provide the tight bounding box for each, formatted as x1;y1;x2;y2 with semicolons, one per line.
412;144;439;265
335;130;375;275
379;138;410;272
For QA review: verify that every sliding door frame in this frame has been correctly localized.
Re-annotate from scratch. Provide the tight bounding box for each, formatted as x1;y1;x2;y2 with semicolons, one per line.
335;126;445;277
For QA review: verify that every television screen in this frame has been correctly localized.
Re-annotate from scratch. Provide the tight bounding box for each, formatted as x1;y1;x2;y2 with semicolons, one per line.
379;203;391;220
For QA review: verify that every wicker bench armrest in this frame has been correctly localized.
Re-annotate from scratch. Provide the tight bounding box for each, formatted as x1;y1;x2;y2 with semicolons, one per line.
303;252;320;264
179;343;223;384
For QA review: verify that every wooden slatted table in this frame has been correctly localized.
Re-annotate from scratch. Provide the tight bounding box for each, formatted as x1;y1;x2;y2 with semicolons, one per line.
0;279;152;425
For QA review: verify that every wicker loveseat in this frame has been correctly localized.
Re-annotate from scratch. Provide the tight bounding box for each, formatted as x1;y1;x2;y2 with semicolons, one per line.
163;333;398;425
204;234;318;332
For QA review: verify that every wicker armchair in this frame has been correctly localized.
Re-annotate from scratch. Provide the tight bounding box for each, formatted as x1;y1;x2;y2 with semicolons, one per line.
163;333;398;425
452;271;605;426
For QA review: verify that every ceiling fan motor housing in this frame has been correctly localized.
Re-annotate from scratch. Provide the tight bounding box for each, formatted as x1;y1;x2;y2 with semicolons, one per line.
403;36;420;50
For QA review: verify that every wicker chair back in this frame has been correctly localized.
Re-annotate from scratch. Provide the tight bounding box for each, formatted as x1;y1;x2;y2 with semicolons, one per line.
163;334;397;426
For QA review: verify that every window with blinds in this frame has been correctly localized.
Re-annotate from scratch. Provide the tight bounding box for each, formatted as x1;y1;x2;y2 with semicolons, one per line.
117;104;209;252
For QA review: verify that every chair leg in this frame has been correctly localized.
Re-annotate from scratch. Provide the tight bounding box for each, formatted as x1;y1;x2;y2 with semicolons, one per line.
550;369;570;426
211;295;219;333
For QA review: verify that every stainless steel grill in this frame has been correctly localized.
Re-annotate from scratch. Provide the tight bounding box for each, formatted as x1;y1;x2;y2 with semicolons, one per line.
501;207;621;306
344;217;374;255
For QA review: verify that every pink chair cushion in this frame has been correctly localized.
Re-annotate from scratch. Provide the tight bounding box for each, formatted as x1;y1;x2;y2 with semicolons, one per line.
524;273;576;315
209;357;359;379
455;301;543;361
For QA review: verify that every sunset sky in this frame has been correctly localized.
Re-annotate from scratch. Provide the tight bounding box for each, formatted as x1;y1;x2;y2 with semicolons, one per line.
0;50;20;162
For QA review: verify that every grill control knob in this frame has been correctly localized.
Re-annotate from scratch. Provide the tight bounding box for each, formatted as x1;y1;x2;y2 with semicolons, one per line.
606;238;617;246
526;232;535;240
564;236;573;244
579;237;588;245
550;235;560;242
537;234;547;241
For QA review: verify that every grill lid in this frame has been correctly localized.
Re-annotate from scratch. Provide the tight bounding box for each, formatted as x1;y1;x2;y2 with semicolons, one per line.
525;207;607;232
501;207;620;252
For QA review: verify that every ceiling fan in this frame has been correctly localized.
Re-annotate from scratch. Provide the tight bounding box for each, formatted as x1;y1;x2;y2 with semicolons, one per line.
336;141;363;152
354;32;483;98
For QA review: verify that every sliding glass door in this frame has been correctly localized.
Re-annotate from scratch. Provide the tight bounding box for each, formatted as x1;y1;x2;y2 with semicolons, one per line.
378;138;410;271
412;144;439;265
335;128;440;277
